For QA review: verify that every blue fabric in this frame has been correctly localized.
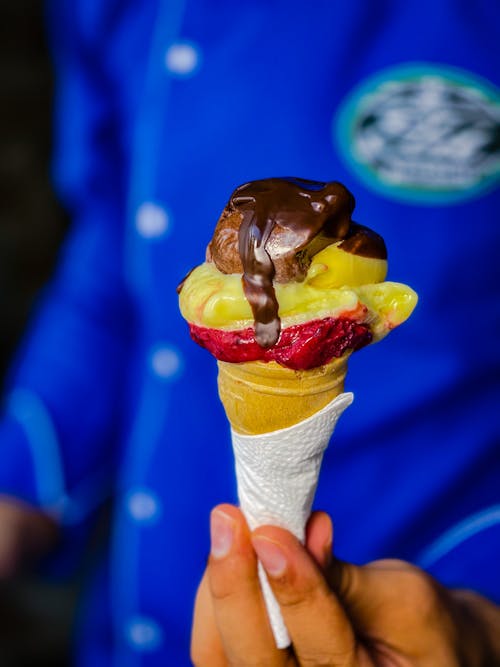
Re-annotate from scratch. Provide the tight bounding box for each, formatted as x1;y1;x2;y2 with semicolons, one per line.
0;416;39;504
0;0;498;664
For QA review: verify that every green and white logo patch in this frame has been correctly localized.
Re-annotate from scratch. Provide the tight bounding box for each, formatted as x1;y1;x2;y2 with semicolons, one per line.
335;63;500;205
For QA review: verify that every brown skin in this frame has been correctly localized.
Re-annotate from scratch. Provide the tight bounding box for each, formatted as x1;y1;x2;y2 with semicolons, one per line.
0;497;58;578
192;504;500;667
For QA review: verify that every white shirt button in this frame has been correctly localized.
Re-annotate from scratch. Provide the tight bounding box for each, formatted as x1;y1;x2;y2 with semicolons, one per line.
126;489;161;523
150;345;183;380
165;41;201;76
126;617;163;651
136;202;170;238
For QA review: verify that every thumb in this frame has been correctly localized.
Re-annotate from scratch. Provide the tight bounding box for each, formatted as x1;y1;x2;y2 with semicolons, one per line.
326;556;423;635
327;556;365;605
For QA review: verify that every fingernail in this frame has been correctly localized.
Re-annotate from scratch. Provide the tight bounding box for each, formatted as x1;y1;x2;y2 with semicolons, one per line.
252;536;288;578
210;510;234;559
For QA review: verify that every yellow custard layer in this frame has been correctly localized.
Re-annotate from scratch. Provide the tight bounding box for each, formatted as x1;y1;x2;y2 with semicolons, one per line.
179;243;417;340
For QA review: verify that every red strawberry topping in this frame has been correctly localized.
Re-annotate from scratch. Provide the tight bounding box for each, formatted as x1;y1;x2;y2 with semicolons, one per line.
189;317;372;370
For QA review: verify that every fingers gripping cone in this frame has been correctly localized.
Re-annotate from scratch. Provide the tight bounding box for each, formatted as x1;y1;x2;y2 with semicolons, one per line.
217;356;354;648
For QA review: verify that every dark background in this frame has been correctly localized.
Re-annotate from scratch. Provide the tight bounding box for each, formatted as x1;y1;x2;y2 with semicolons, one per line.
0;0;68;383
0;2;73;665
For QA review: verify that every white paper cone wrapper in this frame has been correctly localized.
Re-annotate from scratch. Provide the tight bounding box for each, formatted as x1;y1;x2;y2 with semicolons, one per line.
230;391;354;648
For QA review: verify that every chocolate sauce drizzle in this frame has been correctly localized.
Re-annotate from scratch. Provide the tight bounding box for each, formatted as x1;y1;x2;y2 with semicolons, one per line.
230;177;385;349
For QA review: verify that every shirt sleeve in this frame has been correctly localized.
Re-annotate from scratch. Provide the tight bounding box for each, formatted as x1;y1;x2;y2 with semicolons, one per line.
0;2;133;525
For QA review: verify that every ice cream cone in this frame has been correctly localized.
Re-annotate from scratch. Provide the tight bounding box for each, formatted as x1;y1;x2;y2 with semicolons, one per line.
217;351;352;646
217;355;349;435
229;390;354;647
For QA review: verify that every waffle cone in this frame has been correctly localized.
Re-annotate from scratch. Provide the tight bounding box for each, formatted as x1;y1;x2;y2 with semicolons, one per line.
217;355;349;435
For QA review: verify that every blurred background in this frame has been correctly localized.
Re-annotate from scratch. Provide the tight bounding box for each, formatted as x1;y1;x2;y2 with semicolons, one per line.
0;2;73;665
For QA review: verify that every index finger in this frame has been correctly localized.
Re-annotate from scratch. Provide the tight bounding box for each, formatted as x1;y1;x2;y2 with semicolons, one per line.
208;505;288;667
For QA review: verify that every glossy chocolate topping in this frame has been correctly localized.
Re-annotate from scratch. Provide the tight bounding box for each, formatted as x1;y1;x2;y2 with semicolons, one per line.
207;178;386;348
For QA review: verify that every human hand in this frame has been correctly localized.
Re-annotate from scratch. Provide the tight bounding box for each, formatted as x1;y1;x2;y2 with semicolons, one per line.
192;504;500;667
0;496;58;578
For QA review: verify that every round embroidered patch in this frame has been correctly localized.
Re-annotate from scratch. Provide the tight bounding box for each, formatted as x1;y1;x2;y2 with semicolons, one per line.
335;63;500;204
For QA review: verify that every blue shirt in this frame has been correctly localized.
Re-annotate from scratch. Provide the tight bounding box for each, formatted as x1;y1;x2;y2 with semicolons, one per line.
0;1;499;664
